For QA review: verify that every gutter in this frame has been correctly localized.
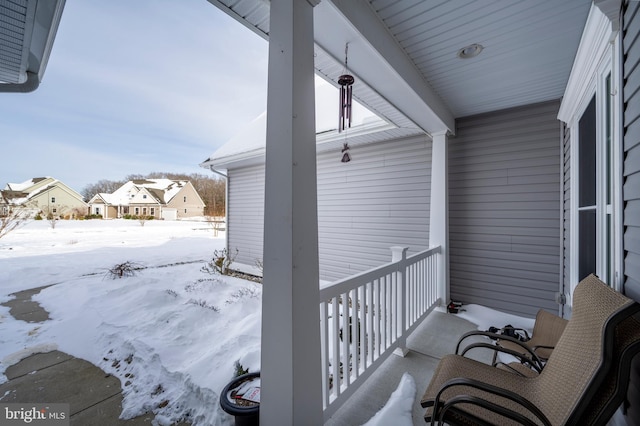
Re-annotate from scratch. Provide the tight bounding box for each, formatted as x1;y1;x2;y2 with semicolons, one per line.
0;72;40;93
207;167;227;179
206;166;229;254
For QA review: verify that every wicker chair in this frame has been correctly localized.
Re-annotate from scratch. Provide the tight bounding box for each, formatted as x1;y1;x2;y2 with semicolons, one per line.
420;274;640;426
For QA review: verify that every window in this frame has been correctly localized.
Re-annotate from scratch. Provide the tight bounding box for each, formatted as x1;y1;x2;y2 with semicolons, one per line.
51;197;55;203
150;208;155;215
135;207;139;215
143;194;147;199
184;209;187;213
183;196;187;202
578;96;597;281
570;64;620;289
52;208;57;213
143;207;147;215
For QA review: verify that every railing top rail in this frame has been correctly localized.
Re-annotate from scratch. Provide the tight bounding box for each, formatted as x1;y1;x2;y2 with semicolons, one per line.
407;245;441;261
319;245;441;300
319;261;398;299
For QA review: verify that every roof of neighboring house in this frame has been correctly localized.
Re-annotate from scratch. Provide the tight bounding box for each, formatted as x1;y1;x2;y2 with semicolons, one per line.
2;177;86;205
4;177;53;192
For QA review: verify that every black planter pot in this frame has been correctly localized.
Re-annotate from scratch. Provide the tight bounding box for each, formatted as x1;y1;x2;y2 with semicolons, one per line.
220;372;260;426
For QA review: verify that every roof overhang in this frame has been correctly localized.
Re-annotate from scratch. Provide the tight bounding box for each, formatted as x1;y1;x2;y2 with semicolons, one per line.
314;0;454;135
206;0;454;136
0;0;66;93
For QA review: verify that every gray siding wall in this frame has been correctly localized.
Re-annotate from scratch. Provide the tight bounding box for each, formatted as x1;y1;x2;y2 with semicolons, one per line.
623;2;640;425
227;136;432;282
449;100;562;317
227;164;265;270
623;0;640;302
317;136;431;281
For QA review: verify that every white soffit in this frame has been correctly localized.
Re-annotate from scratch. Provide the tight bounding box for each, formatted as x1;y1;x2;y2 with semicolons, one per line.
370;0;592;118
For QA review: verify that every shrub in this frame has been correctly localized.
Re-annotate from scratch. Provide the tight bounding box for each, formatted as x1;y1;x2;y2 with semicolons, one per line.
34;214;43;220
187;299;219;312
105;261;144;279
201;248;238;276
234;360;249;377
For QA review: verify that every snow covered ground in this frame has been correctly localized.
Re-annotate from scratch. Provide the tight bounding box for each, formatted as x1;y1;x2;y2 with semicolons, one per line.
0;219;537;426
0;219;261;425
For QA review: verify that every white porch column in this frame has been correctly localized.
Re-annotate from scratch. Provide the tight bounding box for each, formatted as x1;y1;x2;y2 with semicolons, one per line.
261;0;322;425
429;131;450;305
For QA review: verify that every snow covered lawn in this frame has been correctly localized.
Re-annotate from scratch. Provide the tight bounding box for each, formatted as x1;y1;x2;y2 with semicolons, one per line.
0;219;261;425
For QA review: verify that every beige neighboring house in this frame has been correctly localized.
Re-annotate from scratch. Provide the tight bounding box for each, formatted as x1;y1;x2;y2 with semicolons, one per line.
88;179;205;220
1;177;88;218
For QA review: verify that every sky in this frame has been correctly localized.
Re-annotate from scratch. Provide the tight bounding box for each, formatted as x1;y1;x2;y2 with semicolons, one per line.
0;0;269;193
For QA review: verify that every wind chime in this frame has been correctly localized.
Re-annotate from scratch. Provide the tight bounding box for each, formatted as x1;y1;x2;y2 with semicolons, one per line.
339;43;354;162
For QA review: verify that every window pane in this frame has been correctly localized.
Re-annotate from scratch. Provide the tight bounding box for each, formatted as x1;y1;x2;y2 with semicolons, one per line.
579;96;596;207
579;209;596;281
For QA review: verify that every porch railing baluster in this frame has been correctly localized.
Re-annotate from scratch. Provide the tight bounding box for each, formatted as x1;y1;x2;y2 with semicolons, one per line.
319;245;442;419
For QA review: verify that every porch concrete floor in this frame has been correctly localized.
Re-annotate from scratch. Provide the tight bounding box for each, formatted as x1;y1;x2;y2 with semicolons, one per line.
324;309;493;426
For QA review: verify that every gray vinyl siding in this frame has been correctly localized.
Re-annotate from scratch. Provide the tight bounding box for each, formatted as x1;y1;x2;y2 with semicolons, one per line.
623;2;640;425
226;136;432;282
317;136;431;282
623;0;640;302
449;100;562;317
227;164;265;269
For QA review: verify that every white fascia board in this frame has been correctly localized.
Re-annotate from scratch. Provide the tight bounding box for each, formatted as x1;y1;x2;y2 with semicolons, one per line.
200;148;266;170
318;0;455;135
558;4;612;123
32;0;66;81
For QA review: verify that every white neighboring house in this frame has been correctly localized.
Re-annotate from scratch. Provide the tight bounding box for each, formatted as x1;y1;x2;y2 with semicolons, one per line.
1;177;87;218
87;179;205;220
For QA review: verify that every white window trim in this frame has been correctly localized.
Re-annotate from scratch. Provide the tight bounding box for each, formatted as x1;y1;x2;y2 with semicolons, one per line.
559;4;623;301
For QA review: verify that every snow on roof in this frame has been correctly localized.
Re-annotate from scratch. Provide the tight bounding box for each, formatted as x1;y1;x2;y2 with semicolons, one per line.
205;112;267;162
4;177;52;192
202;76;386;167
105;179;188;205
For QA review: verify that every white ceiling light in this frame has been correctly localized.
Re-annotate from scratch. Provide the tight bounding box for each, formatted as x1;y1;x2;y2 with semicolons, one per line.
457;43;484;59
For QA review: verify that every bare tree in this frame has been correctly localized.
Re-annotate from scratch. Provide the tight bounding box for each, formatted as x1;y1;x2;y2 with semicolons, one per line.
138;214;149;227
82;179;125;201
0;206;31;240
40;204;67;229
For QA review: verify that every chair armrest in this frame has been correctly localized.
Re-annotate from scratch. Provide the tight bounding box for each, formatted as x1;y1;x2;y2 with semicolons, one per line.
431;377;552;426
459;341;544;373
455;330;503;354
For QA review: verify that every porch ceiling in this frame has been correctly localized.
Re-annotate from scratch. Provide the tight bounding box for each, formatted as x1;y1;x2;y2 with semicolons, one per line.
208;0;591;129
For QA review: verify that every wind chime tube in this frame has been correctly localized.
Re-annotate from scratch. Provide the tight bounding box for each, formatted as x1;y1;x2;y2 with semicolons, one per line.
338;74;354;133
339;85;345;132
347;85;352;128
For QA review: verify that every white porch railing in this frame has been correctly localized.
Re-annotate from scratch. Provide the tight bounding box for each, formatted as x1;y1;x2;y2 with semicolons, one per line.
319;245;442;420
